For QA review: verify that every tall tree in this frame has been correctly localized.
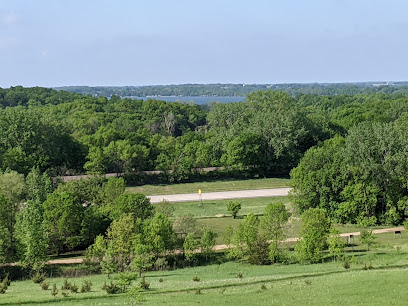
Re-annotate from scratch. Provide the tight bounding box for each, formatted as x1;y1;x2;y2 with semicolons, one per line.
107;193;153;222
295;208;331;263
43;191;84;254
15;200;48;271
260;202;291;263
25;167;53;203
0;194;12;263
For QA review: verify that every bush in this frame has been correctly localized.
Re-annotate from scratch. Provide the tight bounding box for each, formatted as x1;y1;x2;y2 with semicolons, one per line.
2;274;10;287
61;279;71;290
101;281;107;291
41;281;49;290
81;280;93;293
261;284;267;290
70;283;78;293
104;281;122;294
0;274;10;293
139;276;150;290
227;201;242;219
117;271;137;292
51;283;58;297
195;288;201;294
193;275;200;282
154;257;168;271
61;291;69;298
0;283;6;294
155;200;175;218
237;272;243;279
343;257;350;269
159;278;164;283
32;271;46;284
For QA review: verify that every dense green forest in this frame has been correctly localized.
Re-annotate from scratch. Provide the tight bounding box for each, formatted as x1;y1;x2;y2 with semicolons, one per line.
2;85;408;274
55;82;408;98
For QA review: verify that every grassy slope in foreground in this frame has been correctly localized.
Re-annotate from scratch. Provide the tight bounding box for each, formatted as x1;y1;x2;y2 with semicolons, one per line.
3;252;408;305
126;178;290;195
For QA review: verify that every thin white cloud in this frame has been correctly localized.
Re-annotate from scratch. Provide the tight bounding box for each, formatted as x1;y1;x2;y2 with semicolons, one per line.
1;12;18;25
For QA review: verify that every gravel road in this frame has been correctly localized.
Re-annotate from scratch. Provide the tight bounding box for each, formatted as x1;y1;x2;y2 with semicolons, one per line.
148;187;292;203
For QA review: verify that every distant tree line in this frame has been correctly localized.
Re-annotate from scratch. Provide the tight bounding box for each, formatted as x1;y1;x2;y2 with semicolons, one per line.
54;82;408;98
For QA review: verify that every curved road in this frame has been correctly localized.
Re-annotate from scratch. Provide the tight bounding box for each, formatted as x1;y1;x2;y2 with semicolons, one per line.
148;187;292;203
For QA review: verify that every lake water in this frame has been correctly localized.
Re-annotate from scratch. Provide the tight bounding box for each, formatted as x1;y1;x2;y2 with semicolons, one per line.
129;96;245;104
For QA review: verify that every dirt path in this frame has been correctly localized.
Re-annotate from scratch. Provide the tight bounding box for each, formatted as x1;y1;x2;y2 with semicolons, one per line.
43;226;404;265
148;188;292;203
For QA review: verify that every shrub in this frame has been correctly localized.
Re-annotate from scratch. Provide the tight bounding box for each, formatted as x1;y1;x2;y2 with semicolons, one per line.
70;283;79;293
343;257;350;269
2;274;10;287
159;278;164;283
154;257;168;271
117;271;137;292
360;229;377;251
139;276;150;290
237;272;243;279
101;281;107;291
51;283;58;297
193;276;200;282
305;280;312;285
32;271;46;284
61;279;71;291
104;281;122;294
227;201;242;219
61;291;69;298
261;284;267;290
195;288;201;294
0;275;9;293
41;281;49;290
81;280;93;293
0;284;6;294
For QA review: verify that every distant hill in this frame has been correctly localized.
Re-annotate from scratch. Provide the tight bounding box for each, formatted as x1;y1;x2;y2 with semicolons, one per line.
54;82;408;98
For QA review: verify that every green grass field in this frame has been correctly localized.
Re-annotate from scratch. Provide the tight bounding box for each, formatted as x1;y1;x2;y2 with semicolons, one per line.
169;196;291;218
3;250;408;305
127;178;290;195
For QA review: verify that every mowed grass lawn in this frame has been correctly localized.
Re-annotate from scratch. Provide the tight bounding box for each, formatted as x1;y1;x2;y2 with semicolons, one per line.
127;178;290;195
3;252;408;305
169;196;291;218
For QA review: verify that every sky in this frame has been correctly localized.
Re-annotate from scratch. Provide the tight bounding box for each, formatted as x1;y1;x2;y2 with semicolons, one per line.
1;0;408;87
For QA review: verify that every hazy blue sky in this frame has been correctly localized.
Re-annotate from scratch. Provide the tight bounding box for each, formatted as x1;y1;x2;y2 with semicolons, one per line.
1;0;407;87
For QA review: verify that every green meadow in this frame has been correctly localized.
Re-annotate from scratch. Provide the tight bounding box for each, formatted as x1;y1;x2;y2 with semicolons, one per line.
2;251;408;305
126;178;290;195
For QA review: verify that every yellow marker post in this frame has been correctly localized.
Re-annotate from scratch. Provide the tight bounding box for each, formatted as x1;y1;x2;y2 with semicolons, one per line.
198;189;202;205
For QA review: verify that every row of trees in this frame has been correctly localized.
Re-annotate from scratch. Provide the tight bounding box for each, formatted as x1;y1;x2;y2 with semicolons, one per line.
56;82;408;98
